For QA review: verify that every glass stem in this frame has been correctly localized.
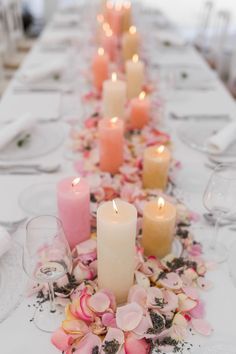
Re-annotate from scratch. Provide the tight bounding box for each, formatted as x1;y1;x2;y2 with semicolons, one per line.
48;282;56;313
210;214;222;250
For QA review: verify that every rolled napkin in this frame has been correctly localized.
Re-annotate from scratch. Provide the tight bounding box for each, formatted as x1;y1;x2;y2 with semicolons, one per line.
0;226;11;258
0;114;36;151
19;60;66;84
207;121;236;154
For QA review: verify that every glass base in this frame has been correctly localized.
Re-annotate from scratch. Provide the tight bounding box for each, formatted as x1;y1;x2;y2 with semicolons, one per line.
33;301;64;333
205;242;228;263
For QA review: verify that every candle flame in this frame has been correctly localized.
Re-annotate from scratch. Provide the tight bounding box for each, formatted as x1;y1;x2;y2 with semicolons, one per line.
129;26;136;34
124;1;131;9
110;117;118;124
98;47;104;56
157;197;165;210
72;177;80;187
112;72;117;82
112;199;118;214
103;22;110;32
97;14;104;24
139;91;146;100
157;145;165;154
132;54;139;63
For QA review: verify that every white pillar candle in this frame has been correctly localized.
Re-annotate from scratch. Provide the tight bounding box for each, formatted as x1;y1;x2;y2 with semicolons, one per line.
97;199;137;304
126;54;144;99
102;72;127;118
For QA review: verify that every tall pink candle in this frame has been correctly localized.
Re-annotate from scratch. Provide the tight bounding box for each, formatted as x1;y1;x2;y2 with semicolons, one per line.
129;91;150;129
101;28;118;62
92;47;109;92
99;117;124;174
57;177;90;249
109;4;123;36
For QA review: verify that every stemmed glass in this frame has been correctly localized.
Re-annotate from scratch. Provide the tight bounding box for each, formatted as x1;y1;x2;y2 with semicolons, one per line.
228;241;236;287
23;215;72;332
203;164;236;263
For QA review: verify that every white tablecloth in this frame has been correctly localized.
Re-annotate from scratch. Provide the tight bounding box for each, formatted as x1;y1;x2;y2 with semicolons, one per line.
0;4;236;354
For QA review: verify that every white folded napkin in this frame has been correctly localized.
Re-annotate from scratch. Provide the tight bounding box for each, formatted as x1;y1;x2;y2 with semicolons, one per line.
19;60;66;84
0;114;36;151
207;121;236;154
0;226;11;258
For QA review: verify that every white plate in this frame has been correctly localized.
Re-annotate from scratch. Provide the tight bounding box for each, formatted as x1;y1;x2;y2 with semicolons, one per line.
19;182;57;216
177;119;236;156
0;241;27;323
0;123;66;161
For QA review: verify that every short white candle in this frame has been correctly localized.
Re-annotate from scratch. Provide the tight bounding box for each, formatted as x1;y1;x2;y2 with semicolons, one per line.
97;199;137;304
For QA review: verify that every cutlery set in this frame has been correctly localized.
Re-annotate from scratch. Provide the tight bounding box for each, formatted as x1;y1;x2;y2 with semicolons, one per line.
0;163;61;175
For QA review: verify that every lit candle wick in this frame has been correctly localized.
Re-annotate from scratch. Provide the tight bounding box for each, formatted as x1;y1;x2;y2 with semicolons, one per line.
103;22;110;32
112;72;117;82
72;177;80;187
129;26;136;34
107;1;113;9
98;47;104;56
97;14;104;24
157;197;165;210
156;145;165;154
132;54;139;63
113;199;118;214
106;29;113;37
139;91;146;100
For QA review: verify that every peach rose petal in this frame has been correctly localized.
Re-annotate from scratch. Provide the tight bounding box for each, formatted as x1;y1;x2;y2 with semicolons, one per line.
73;333;102;354
116;303;143;332
158;272;183;290
102;312;115;327
88;292;111;313
51;327;73;351
75;239;97;255
135;271;150;288
100;288;117;311
133;315;152;338
124;333;150;354
147;287;163;308
191;318;213;336
62;319;89;335
178;294;197;312
128;285;147;309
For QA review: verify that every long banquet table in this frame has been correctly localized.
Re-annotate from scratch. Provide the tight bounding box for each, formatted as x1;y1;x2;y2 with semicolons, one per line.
0;3;236;354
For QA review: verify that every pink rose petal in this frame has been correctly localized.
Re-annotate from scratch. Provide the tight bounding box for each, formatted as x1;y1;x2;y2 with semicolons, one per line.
189;300;205;319
158;272;183;290
191;318;213;336
135;271;150;288
128;285;147;309
161;290;178;313
73;333;102;354
178;294;197;312
88;292;111;313
102;312;115;327
124;333;150;354
75;239;97;255
101;328;124;354
182;286;199;300
147;287;164;308
133;315;152;338
62;319;89;335
51;327;73;351
116;303;143;331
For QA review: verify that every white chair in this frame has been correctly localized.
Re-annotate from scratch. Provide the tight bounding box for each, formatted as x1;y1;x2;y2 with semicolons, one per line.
195;1;214;52
228;48;236;97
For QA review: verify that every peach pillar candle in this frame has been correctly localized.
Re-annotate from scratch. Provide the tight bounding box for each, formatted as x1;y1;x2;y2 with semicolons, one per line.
129;91;150;129
102;72;127;118
109;3;123;36
143;145;171;190
122;26;140;61
98;117;124;174
92;47;109;92
101;28;118;62
57;177;90;250
122;2;132;32
126;54;144;99
142;197;176;259
97;199;137;303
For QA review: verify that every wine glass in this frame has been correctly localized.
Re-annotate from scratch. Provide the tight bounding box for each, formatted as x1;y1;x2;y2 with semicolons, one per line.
228;241;236;287
203;164;236;263
23;215;72;332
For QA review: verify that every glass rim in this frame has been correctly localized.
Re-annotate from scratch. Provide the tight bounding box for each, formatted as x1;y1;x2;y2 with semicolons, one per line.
26;215;63;232
212;163;236;181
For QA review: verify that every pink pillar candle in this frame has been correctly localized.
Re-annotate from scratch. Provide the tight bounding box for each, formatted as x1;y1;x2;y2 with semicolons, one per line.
129;91;150;129
101;28;118;62
92;48;109;92
109;4;123;36
57;177;90;250
99;117;124;174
